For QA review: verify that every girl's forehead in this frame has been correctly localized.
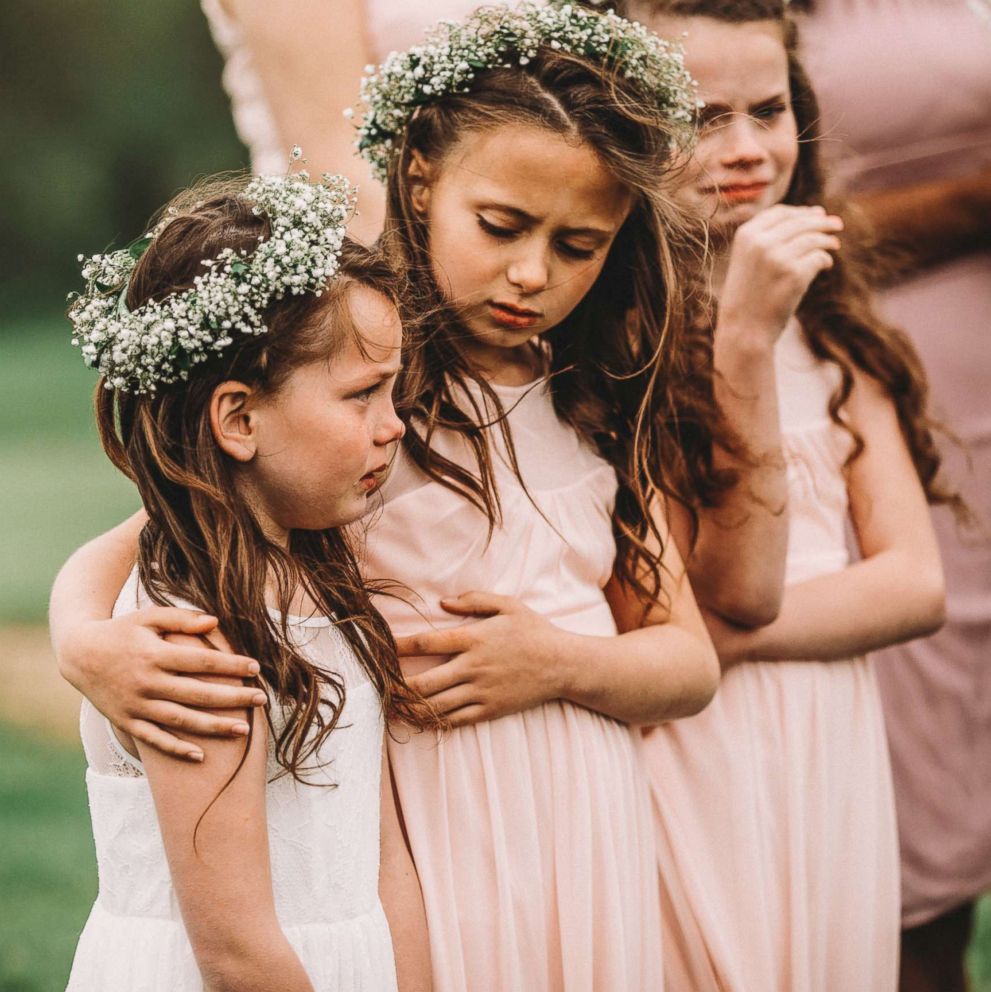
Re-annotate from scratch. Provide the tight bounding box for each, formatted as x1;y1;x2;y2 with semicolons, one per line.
664;17;789;105
441;122;631;230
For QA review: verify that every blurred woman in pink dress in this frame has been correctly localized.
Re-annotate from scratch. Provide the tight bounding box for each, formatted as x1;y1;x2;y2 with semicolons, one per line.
800;4;991;990
200;0;492;242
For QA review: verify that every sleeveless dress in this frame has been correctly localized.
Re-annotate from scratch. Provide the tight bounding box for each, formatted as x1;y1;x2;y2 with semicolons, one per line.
641;321;900;992
66;571;399;992
360;377;663;991
801;0;991;929
200;0;488;175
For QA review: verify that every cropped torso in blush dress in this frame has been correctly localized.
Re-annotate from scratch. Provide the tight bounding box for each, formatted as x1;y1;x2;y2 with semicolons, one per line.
200;0;495;175
641;321;899;992
360;379;662;992
802;0;991;928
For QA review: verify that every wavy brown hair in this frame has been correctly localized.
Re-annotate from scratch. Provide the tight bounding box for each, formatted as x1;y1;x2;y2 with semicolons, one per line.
619;0;962;514
91;176;434;783
379;33;742;608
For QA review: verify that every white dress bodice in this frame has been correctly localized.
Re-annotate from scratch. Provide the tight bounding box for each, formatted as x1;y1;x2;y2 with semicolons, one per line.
67;570;398;992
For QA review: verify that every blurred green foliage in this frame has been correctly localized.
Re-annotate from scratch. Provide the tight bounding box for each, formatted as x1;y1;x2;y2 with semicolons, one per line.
0;0;246;322
0;320;139;622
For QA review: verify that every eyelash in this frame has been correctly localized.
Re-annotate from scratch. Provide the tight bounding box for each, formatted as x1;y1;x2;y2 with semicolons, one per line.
476;216;596;261
753;102;787;121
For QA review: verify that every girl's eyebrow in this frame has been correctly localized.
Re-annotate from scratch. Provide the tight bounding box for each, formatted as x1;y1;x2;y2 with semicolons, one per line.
344;362;402;388
479;202;613;239
700;92;789;117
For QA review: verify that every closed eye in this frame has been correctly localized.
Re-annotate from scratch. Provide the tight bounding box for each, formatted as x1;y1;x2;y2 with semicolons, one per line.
478;215;520;240
557;242;596;261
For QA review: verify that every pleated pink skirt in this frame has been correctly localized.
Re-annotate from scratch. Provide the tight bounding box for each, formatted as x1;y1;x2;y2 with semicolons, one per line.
643;658;899;992
389;701;663;992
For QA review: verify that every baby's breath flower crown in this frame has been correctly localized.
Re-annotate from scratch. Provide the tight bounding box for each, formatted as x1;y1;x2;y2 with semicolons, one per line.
68;162;356;394
354;2;700;182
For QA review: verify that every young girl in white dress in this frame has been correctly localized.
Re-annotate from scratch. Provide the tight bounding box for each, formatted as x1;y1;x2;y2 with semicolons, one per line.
49;7;759;988
615;1;961;989
62;171;434;991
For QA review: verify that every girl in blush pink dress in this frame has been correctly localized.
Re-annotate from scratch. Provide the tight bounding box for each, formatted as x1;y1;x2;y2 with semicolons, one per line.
49;8;727;989
618;2;961;989
800;4;991;988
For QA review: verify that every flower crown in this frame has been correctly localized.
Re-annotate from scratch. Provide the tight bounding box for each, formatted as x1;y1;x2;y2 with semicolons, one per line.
68;162;356;394
354;2;700;181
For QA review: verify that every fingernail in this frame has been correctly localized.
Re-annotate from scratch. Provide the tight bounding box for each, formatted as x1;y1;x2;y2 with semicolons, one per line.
252;693;267;706
248;662;261;675
232;723;250;736
189;751;205;762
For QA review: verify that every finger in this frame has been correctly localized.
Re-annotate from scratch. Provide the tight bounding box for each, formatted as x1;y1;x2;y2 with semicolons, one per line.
440;591;520;616
166;646;261;678
395;629;468;656
133;606;218;634
800;250;836;278
142;701;254;737
444;704;490;728
788;232;842;256
746;203;822;232
764;211;843;242
158;675;268;710
415;684;478;716
126;719;205;762
407;663;469;698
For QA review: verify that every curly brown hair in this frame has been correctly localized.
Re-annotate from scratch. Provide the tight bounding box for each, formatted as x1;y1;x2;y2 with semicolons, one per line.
617;0;963;515
379;36;742;609
90;175;435;784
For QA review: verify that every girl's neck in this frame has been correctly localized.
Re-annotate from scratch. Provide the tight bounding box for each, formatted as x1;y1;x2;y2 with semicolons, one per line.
463;338;546;387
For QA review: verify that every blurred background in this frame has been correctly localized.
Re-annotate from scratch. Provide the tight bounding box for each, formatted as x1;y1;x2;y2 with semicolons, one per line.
2;3;244;988
0;3;989;990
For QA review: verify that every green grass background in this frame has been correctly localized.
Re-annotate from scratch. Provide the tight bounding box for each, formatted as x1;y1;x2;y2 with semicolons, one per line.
0;323;989;989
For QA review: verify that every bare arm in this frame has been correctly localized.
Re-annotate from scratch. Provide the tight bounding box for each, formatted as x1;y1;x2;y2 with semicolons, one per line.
226;0;385;243
854;167;991;278
134;639;314;992
378;749;432;992
49;514;264;759
712;370;945;665
672;205;845;626
399;505;720;727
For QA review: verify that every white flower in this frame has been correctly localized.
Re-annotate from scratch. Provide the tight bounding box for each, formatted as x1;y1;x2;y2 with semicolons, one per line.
68;170;357;394
355;2;699;181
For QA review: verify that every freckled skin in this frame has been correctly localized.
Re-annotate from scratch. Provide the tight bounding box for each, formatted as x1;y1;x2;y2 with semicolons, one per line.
244;284;405;538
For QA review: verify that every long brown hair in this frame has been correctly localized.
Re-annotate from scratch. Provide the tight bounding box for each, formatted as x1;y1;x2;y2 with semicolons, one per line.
380;35;741;607
619;0;962;514
93;176;434;783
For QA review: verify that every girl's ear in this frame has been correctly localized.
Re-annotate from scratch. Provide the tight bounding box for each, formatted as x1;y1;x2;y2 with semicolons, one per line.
406;149;435;218
209;381;258;462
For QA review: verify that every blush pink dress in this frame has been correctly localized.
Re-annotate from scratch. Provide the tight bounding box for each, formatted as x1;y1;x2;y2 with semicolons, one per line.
361;378;663;991
641;320;900;992
801;0;991;929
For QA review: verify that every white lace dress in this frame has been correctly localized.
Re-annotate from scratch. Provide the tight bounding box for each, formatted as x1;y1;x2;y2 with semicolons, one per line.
66;571;398;991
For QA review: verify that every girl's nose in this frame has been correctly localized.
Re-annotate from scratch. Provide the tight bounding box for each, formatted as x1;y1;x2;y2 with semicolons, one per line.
506;243;550;295
719;116;767;168
376;406;406;446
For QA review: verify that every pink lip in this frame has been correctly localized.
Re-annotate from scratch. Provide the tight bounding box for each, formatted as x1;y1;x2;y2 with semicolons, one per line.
710;182;770;203
359;465;388;492
488;301;541;330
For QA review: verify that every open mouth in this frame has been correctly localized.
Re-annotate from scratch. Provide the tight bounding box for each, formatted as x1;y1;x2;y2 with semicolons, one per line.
359;465;388;492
